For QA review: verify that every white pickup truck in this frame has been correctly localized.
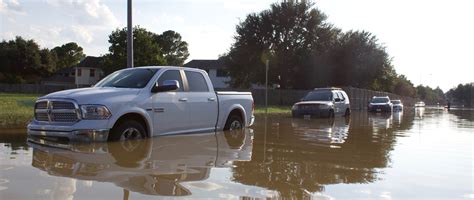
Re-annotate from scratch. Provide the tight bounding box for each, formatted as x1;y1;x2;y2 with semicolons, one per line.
27;66;255;142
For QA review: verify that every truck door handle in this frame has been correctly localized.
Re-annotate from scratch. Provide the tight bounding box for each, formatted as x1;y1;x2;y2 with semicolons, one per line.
208;97;216;101
179;98;188;102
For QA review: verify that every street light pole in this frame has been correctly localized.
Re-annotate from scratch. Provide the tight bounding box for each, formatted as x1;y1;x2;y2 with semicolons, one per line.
265;59;269;114
127;0;133;68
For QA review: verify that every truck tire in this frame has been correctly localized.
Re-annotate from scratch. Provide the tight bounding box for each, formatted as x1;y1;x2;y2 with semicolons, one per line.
224;114;243;131
109;120;146;141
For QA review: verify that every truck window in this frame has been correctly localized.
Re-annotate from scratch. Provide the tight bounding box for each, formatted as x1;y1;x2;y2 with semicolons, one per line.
185;71;209;92
157;70;184;91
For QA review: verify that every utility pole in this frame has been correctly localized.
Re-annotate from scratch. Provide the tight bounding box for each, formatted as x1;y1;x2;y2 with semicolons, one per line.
127;0;133;68
265;59;269;114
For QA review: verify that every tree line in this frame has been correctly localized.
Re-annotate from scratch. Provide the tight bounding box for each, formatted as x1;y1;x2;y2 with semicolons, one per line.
0;37;85;83
446;83;473;107
0;26;189;83
221;0;423;100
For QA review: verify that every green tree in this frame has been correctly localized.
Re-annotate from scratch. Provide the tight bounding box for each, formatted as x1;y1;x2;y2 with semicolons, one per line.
0;36;57;83
392;75;416;97
416;85;445;104
223;0;338;89
102;26;189;73
326;31;396;92
223;1;395;90
155;30;189;66
447;83;473;107
51;42;85;69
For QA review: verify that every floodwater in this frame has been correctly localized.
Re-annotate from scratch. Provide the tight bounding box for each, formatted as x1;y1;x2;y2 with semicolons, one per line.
0;108;473;199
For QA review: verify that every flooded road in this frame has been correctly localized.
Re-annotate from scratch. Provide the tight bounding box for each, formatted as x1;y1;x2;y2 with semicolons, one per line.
0;108;473;199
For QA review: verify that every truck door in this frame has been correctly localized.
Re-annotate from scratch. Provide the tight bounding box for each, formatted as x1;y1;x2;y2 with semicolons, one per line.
151;69;189;135
183;70;218;132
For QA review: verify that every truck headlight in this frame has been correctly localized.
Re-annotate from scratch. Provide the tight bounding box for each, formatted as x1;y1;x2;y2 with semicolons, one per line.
80;105;111;120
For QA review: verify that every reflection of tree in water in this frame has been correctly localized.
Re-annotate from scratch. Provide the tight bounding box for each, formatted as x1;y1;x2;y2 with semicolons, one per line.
448;110;474;122
232;112;414;198
0;132;28;150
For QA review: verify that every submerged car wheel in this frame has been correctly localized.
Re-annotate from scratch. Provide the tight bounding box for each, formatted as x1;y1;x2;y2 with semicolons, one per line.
329;110;335;118
224;114;243;131
109;120;146;141
345;108;351;116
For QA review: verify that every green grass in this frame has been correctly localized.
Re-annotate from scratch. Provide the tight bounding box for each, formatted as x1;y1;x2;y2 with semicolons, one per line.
254;106;291;115
0;93;39;128
0;93;291;127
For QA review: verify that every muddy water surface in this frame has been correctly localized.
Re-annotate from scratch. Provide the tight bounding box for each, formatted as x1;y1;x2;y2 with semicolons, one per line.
0;108;473;199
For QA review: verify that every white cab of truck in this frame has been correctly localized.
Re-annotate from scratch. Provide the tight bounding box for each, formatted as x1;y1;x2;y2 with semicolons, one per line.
27;66;255;142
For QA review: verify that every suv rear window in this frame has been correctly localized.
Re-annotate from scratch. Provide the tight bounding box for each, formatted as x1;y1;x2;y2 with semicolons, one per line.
371;97;389;103
303;91;332;101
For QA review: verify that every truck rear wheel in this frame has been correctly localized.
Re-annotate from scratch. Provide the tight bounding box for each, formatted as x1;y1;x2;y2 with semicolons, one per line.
109;120;146;141
224;114;243;131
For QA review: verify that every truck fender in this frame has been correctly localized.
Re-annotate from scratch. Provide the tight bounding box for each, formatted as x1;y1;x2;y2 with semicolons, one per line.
108;107;153;137
221;104;247;129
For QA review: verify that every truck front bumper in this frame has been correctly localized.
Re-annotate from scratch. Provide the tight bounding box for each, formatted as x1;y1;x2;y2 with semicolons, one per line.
27;120;110;142
28;129;109;142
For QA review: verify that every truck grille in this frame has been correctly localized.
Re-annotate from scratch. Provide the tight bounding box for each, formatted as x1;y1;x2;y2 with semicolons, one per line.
34;100;80;123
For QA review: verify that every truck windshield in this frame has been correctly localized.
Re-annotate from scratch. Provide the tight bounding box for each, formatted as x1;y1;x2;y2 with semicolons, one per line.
303;91;332;101
95;68;159;88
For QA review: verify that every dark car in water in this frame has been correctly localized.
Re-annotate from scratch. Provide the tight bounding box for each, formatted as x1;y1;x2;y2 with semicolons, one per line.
368;96;393;113
291;88;351;118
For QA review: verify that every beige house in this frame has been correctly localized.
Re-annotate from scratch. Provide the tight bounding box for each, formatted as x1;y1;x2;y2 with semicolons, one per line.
43;56;105;87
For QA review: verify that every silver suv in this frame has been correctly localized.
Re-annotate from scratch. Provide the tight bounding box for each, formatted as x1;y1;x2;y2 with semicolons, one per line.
292;88;351;118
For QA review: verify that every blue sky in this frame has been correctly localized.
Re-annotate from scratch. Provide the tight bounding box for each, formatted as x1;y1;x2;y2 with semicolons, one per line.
1;0;472;91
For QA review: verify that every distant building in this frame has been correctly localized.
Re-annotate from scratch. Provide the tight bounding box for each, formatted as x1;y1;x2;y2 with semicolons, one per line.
43;56;105;87
183;59;230;89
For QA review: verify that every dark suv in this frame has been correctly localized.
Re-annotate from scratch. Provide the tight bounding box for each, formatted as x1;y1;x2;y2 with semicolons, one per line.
368;96;393;113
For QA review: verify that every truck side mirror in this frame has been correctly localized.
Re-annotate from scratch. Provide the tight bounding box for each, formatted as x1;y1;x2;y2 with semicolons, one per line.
151;80;180;93
334;98;341;102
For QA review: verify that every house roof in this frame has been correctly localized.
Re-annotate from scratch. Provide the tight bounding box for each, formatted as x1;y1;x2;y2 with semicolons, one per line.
75;56;103;69
183;59;226;70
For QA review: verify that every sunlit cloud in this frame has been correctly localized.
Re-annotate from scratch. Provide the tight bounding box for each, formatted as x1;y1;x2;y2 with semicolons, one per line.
45;0;120;27
0;0;24;14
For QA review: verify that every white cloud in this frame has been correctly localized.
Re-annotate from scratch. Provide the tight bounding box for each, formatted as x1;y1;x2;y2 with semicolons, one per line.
70;25;94;44
0;0;24;14
152;13;185;26
46;0;120;27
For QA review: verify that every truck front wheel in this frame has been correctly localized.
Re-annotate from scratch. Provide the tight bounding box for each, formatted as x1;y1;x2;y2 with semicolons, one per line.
224;114;243;131
109;120;146;141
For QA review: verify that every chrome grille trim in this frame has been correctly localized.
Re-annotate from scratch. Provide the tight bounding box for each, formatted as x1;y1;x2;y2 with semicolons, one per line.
34;99;81;123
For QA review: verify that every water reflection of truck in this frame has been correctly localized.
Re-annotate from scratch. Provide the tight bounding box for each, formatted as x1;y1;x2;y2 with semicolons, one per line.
29;130;253;196
290;117;350;147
